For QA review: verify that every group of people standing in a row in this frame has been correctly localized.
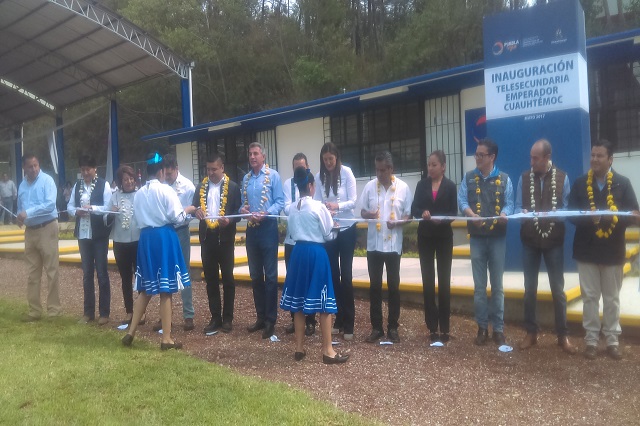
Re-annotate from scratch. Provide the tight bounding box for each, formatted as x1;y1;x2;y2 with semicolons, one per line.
15;137;640;363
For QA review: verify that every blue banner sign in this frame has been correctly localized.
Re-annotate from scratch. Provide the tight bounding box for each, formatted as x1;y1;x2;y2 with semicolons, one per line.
483;0;590;271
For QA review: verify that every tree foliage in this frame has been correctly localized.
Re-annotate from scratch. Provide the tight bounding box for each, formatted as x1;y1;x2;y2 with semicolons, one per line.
9;0;635;180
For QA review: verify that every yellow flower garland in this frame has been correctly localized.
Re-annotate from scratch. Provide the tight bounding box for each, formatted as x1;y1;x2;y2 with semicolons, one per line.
243;165;270;227
586;170;618;239
474;175;502;230
200;174;230;229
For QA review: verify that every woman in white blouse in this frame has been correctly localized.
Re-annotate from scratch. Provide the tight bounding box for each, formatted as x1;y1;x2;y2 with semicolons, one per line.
314;143;357;340
109;166;140;325
122;153;190;351
280;167;349;364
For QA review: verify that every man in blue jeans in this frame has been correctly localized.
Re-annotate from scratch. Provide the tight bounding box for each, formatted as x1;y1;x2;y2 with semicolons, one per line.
67;154;112;325
458;139;514;346
515;139;576;354
162;154;196;331
240;142;284;339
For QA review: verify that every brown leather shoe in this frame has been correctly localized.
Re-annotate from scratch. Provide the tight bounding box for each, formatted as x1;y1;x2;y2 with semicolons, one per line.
183;318;195;331
519;333;537;350
558;336;577;355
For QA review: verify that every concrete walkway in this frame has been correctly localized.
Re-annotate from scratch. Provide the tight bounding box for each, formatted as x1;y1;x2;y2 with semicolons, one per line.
1;223;639;329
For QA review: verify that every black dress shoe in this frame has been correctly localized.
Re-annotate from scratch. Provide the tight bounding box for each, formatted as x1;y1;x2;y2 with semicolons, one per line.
221;322;233;333
322;353;350;364
285;323;295;334
440;333;450;343
491;331;507;346
584;345;597;360
121;334;134;347
160;342;183;351
607;345;622;360
247;321;266;333
475;328;489;346
305;323;316;336
492;331;506;346
365;329;385;343
430;332;441;343
203;320;222;334
261;323;275;339
294;350;306;361
387;328;400;343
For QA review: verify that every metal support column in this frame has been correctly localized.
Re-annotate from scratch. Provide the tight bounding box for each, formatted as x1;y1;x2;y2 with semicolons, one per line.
110;99;120;176
56;114;66;186
13;127;22;187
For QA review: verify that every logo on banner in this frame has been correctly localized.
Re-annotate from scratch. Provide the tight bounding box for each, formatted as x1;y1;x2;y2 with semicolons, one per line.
504;39;519;52
493;39;519;55
493;41;504;56
552;28;567;45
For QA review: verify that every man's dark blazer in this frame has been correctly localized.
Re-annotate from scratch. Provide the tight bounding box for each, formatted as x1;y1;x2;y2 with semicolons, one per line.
192;177;242;244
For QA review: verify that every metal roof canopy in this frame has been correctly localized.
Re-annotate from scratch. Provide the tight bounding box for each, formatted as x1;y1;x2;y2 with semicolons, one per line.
143;27;640;145
0;0;191;129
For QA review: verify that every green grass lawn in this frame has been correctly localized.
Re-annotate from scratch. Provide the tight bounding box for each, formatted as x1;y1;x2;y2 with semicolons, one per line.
0;299;372;425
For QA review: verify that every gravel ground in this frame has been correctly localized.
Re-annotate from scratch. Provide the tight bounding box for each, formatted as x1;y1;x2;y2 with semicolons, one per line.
2;257;640;425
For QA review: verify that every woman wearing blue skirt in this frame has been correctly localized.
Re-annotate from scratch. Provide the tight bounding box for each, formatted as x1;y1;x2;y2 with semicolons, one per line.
280;167;349;364
122;153;191;350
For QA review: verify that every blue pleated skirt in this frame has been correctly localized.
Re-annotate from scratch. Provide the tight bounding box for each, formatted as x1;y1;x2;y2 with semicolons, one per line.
135;225;191;295
280;241;337;314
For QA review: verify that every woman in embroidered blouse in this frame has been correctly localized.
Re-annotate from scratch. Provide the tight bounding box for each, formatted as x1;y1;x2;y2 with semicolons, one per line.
109;166;140;325
280;167;349;364
313;142;357;340
122;153;190;350
411;150;458;343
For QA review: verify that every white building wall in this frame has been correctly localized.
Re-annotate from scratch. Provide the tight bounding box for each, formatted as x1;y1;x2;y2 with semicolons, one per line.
275;118;325;182
613;154;640;197
175;142;195;184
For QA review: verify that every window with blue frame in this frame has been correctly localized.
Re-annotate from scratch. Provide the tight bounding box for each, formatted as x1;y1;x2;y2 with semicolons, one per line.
327;101;422;178
589;61;640;153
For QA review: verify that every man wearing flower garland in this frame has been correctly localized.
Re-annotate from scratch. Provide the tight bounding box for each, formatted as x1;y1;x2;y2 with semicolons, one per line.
458;138;514;346
240;142;284;339
515;139;576;354
162;154;196;331
190;153;241;334
361;151;413;343
568;139;640;360
68;154;112;325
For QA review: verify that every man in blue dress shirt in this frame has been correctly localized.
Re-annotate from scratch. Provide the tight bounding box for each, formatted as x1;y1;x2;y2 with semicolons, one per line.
240;142;284;339
458;139;514;346
16;154;61;321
